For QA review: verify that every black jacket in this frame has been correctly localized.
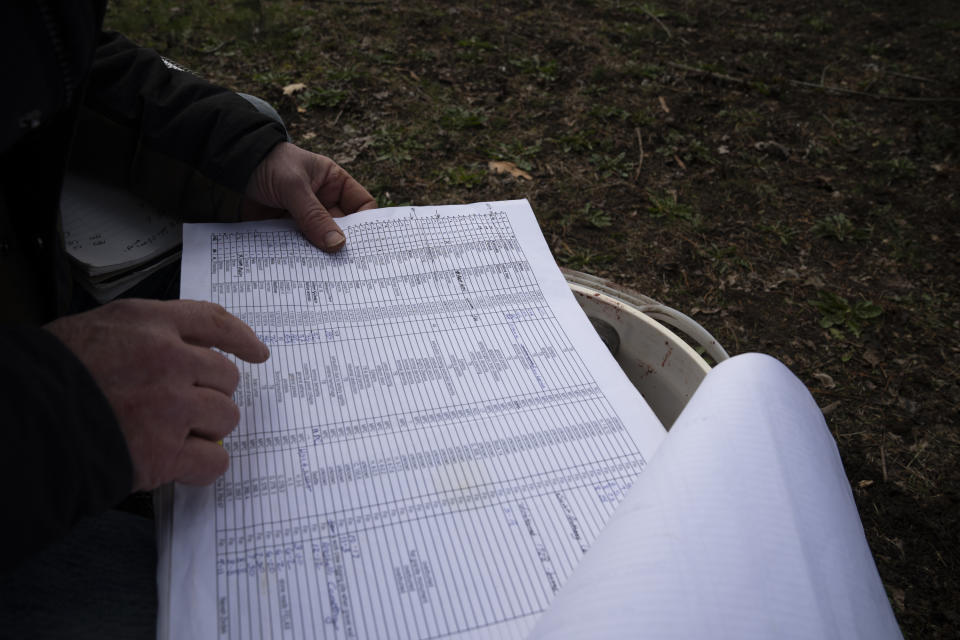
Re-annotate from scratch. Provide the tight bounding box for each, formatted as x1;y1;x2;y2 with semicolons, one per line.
0;1;287;568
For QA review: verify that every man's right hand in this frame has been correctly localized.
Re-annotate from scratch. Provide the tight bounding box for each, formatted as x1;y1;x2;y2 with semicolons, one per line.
44;299;269;491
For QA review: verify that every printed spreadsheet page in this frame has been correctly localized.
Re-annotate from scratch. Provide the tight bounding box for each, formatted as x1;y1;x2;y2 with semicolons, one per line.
163;199;666;639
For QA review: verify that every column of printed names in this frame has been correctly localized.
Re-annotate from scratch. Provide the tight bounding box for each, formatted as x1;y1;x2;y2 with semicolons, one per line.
208;206;649;639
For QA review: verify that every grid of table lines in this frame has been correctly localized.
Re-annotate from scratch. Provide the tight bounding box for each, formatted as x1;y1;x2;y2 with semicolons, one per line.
208;210;648;639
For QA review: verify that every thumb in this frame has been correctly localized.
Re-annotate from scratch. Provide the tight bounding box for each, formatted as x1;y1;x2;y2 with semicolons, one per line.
287;182;346;252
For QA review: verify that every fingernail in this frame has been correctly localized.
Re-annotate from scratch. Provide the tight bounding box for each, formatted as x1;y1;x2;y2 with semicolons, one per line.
324;230;345;250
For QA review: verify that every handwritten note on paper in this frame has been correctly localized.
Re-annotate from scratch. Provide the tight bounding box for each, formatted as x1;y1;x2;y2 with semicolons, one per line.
163;200;666;640
59;173;181;274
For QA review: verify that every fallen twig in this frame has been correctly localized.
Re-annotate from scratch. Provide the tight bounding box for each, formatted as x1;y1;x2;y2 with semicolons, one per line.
881;429;888;483
887;69;942;84
396;68;435;103
787;78;960;102
310;0;387;5
666;61;751;86
183;39;235;55
666;61;960;103
641;7;672;39
820;64;832;87
898;460;935;487
633;127;644;181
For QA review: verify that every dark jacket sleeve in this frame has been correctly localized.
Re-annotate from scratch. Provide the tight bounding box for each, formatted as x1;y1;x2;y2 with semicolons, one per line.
0;328;133;571
69;31;287;222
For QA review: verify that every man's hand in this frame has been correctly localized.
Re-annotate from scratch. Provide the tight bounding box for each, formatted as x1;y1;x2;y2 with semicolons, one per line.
44;299;269;492
243;142;377;252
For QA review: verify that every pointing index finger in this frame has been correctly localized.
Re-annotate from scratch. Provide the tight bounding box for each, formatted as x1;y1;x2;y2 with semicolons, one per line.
171;300;269;363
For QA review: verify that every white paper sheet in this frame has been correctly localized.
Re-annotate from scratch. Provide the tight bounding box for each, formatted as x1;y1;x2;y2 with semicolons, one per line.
528;353;902;640
164;200;666;639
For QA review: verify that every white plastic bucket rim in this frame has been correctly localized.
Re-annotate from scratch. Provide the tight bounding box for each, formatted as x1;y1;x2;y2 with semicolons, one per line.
564;269;728;428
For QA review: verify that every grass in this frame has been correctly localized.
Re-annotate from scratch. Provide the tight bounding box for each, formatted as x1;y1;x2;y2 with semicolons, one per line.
104;1;960;637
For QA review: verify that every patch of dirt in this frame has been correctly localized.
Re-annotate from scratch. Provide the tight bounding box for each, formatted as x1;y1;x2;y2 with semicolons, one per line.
110;1;960;636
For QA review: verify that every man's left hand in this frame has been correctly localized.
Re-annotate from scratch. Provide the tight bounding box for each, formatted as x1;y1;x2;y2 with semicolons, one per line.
242;142;376;252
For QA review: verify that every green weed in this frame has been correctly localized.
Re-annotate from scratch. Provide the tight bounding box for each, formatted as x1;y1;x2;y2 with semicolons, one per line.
588;104;632;122
810;291;882;339
457;37;497;51
372;125;424;163
439;165;487;189
629;61;664;80
812;213;870;242
703;244;752;274
754;181;781;203
303;87;347;109
647;190;699;224
553;203;613;237
551;130;597;153
557;248;613;271
456;37;498;62
637;3;667;20
508;55;559;83
807;14;833;33
657;129;714;165
589;151;630;179
440;107;487;130
488;140;542;171
369;189;409;208
587;66;618;85
582;203;613;229
884;156;919;178
759;221;799;247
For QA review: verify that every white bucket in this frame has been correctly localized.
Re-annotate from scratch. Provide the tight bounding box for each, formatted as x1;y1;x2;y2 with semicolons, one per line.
564;269;729;428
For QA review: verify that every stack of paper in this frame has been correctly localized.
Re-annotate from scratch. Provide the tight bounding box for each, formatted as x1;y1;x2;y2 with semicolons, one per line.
59;173;182;302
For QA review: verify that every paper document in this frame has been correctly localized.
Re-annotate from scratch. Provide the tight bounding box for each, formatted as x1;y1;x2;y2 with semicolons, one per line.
164;199;665;639
528;353;902;640
60;173;181;274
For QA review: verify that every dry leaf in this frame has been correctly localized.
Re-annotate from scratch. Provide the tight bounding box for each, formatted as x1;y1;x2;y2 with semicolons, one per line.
282;82;307;96
488;160;532;181
754;140;790;159
888;586;906;612
820;400;841;416
658;96;670;113
812;372;836;388
804;274;826;288
689;307;721;315
334;135;376;165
